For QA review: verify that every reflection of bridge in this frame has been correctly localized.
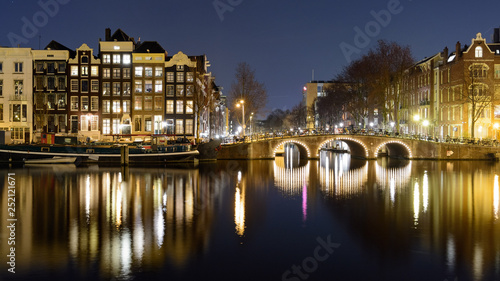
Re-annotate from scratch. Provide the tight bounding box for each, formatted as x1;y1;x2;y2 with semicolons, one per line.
218;135;500;160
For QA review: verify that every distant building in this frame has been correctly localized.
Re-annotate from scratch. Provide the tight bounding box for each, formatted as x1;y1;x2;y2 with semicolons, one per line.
0;47;33;143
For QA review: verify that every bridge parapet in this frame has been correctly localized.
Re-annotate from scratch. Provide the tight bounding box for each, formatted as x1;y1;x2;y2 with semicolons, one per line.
217;135;500;160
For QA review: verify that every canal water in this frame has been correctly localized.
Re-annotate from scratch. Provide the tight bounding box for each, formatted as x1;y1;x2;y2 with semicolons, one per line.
1;152;500;281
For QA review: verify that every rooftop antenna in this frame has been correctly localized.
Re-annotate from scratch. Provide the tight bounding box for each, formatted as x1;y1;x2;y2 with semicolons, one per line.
312;69;314;81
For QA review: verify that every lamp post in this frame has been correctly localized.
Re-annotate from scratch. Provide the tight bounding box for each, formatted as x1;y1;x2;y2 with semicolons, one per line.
236;100;245;136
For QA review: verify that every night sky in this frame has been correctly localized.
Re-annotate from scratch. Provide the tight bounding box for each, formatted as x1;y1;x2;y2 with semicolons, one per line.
1;0;500;118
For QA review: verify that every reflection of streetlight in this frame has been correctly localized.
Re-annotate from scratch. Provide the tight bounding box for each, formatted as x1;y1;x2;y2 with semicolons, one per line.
369;122;374;127
339;122;344;127
236;100;245;136
422;120;429;127
413;114;420;122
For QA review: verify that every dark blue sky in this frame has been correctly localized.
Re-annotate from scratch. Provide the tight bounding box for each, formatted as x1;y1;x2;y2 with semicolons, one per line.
2;0;500;117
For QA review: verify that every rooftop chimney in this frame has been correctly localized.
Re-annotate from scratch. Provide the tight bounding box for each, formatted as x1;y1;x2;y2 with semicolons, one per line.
494;28;500;43
443;47;448;64
105;28;111;41
456;41;461;57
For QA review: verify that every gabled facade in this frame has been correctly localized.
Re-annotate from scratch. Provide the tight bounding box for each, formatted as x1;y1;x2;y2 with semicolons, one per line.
32;41;70;139
0;47;33;143
67;44;101;141
99;28;135;140
132;41;166;136
164;52;197;137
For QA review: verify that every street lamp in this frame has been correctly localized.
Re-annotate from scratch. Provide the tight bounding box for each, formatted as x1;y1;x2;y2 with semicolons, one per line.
236;100;245;136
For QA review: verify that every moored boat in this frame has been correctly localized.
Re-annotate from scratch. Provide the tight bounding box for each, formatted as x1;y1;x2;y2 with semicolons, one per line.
0;144;199;165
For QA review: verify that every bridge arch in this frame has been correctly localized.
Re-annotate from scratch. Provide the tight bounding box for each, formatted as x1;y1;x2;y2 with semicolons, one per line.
317;137;369;158
273;140;311;159
375;140;413;159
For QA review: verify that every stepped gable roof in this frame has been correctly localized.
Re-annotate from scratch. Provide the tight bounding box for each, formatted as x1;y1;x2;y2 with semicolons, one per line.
44;40;76;57
134;41;165;54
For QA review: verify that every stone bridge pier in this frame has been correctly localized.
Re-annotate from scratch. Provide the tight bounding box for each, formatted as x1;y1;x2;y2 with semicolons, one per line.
217;135;500;160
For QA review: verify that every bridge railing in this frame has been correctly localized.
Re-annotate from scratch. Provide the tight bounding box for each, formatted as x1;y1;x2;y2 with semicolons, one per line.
221;131;500;147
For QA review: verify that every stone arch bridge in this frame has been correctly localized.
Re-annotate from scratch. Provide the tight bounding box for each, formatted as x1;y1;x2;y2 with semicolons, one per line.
217;135;500;160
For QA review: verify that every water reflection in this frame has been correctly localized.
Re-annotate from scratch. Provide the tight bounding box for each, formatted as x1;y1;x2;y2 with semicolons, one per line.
319;151;368;198
1;159;500;281
0;166;222;280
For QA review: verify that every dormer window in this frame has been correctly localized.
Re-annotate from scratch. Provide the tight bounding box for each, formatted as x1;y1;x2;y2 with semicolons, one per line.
475;46;483;58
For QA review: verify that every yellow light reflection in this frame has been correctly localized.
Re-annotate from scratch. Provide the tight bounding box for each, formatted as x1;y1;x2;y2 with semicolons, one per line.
423;172;429;212
494;175;499;220
413;182;420;227
234;186;245;236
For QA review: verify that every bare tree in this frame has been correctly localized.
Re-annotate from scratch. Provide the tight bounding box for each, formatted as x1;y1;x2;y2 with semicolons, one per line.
461;62;493;139
228;62;267;130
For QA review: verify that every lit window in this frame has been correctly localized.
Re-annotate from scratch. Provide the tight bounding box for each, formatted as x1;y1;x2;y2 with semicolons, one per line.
166;85;174;96
475;46;483;58
135;67;143;77
103;82;110;96
14;80;23;95
134;96;142;110
176;65;184;71
71;66;78;76
176;100;184;114
155;80;162;92
176;72;184;82
167;72;174;82
81;115;88;131
145;67;153;77
71;80;78;92
144;96;153;111
81;66;88;76
81;96;89;110
93;113;104;131
103;119;110;134
155;67;162;77
176;85;184;96
113;68;121;78
91;80;99;92
186;100;193;113
103;68;110;78
135;81;142;93
123;82;131;96
113;101;121;113
91;96;99;111
102;100;110;113
186;119;193;134
113;83;121;96
187;72;193;82
71;96;79;110
91;66;98;76
123;101;130;113
113;54;120;64
154;97;162;111
123;54;131;64
103;54;111;64
123;68;131;78
166;100;174;114
145;80;152;93
175;119;184;134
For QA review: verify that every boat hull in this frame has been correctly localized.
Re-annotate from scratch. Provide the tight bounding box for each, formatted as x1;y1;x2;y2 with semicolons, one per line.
0;145;199;165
